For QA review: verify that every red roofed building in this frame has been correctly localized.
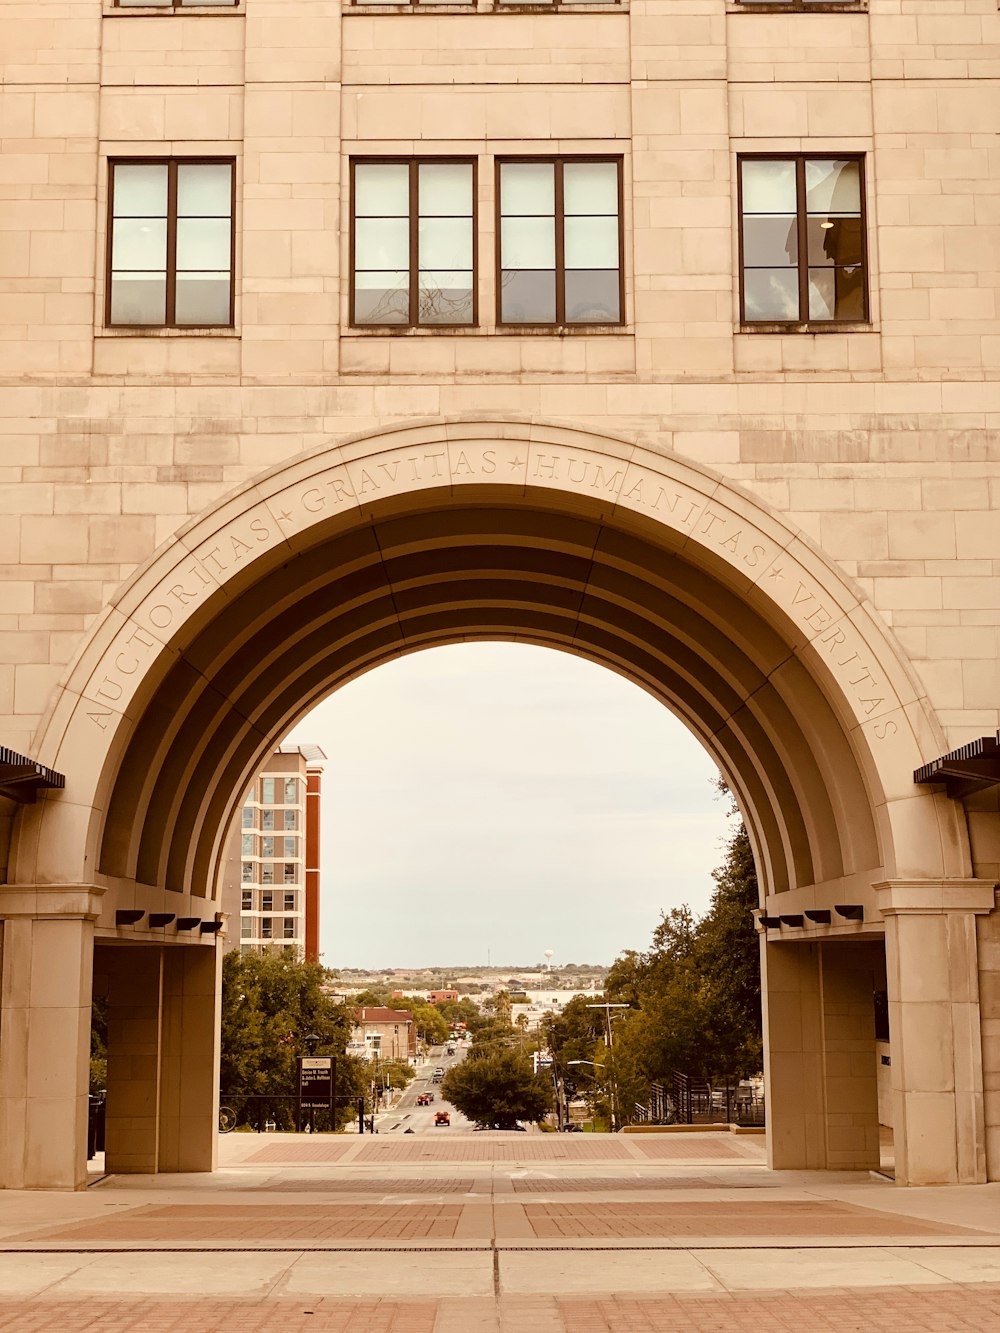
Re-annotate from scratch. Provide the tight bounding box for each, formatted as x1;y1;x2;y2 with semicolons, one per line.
351;1007;416;1062
428;990;459;1005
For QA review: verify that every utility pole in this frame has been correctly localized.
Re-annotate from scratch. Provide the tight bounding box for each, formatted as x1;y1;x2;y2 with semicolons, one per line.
586;1002;629;1131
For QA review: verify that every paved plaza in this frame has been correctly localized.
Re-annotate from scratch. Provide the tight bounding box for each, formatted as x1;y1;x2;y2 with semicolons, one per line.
1;1133;1000;1330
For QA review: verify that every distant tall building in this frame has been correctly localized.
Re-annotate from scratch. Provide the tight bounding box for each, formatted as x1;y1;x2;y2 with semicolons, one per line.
221;744;326;963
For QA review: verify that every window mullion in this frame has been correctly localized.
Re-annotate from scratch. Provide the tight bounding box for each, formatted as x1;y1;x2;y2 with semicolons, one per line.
166;160;178;327
796;156;808;323
555;159;565;327
410;160;419;327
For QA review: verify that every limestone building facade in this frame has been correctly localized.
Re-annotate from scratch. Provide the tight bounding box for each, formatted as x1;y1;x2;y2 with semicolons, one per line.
220;742;325;962
0;0;999;1191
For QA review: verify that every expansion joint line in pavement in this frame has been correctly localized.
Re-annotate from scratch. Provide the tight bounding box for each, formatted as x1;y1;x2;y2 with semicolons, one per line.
5;1241;1000;1254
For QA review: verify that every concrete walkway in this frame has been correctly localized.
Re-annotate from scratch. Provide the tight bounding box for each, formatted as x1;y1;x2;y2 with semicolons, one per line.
0;1132;998;1330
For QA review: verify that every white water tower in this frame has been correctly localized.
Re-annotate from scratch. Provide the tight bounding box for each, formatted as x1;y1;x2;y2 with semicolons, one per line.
544;948;554;970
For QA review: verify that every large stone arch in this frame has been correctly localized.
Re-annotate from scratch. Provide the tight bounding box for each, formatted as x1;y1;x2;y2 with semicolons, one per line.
15;418;967;893
2;419;989;1191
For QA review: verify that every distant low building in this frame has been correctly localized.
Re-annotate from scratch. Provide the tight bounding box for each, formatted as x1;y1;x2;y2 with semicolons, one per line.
351;1007;416;1062
428;989;459;1004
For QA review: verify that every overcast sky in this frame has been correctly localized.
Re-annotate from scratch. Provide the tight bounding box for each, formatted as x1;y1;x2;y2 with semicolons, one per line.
286;643;733;972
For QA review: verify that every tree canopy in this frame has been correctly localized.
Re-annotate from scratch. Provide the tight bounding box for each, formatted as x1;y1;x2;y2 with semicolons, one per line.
220;950;367;1128
440;1045;552;1129
543;801;762;1123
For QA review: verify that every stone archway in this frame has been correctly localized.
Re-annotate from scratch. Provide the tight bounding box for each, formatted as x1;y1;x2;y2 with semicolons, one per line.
1;420;990;1189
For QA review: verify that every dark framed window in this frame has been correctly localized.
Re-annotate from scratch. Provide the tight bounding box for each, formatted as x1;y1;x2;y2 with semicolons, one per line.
241;888;252;909
241;864;253;887
261;863;274;885
738;155;867;325
283;892;296;911
261;917;272;939
283;918;296;939
107;159;235;328
496;157;623;327
261;892;273;911
283;864;297;885
351;158;476;327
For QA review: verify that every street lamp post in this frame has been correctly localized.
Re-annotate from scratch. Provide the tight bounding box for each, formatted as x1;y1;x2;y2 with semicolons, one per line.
568;1058;618;1133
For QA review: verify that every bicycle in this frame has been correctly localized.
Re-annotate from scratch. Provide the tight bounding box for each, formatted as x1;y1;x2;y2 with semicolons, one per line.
218;1105;238;1133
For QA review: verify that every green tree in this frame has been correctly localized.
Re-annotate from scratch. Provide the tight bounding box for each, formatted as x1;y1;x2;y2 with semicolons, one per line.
440;1046;552;1129
602;802;762;1107
220;950;362;1129
436;997;486;1033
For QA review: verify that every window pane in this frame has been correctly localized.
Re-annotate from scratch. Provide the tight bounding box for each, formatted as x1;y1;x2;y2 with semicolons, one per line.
565;270;620;323
112;217;167;270
564;215;619;268
354;271;409;324
176;217;231;270
809;265;864;321
177;163;232;217
113;164;168;216
262;809;274;830
563;162;618;216
110;274;166;325
805;159;860;214
418;270;473;324
742;214;798;267
806;216;862;267
741;159;796;213
501;216;555;268
355;216;409;269
355;163;409;218
418;216;472;269
175;273;231;325
743;268;799;321
500;162;554;216
284;778;297;802
418;163;472;217
500;269;556;323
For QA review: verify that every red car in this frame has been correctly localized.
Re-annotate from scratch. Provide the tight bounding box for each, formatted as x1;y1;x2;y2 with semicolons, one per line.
416;1093;432;1106
434;1111;450;1127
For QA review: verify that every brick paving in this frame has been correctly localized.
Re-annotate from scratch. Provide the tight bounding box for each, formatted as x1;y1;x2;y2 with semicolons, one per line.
629;1138;756;1161
28;1204;466;1243
246;1143;354;1164
0;1299;437;1332
254;1178;488;1194
3;1289;1000;1332
553;1287;1000;1332
509;1176;775;1193
355;1141;632;1164
521;1200;971;1240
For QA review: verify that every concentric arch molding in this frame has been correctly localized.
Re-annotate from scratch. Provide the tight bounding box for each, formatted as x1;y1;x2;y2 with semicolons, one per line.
20;417;970;887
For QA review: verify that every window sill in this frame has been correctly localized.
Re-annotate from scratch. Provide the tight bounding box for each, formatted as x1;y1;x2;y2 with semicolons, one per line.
347;2;624;13
104;3;244;15
728;1;865;12
737;322;874;335
345;324;631;336
98;327;239;337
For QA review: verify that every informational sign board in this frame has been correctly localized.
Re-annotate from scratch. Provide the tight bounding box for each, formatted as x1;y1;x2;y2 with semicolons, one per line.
299;1056;334;1107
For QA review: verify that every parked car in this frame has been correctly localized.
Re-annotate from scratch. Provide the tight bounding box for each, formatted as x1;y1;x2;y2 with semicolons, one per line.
434;1111;450;1127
